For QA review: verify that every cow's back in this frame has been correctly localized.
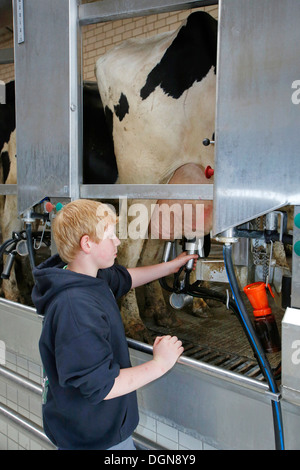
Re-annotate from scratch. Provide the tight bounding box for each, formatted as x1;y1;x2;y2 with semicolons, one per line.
95;12;217;185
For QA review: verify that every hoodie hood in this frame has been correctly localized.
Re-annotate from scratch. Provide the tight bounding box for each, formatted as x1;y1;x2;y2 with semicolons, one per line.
32;254;101;316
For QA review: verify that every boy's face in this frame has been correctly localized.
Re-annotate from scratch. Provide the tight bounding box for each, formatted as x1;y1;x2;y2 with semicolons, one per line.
91;224;120;269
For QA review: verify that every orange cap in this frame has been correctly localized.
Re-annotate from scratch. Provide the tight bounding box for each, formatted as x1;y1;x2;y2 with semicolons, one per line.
243;282;273;318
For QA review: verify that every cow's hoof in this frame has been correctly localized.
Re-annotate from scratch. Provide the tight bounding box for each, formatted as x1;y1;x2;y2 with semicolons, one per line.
145;306;180;328
191;298;212;318
126;323;153;344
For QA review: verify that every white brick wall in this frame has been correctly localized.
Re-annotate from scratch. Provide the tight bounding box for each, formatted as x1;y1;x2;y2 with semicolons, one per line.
0;4;218;83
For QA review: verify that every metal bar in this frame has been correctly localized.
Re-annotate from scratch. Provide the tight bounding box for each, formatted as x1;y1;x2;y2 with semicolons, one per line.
79;0;218;25
126;338;272;396
0;403;55;448
133;432;167;450
80;183;214;200
0;184;18;195
0;366;42;395
0;297;37;314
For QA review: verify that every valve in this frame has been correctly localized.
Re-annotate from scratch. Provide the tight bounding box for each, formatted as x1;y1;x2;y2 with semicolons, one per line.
202;133;215;146
205;165;214;179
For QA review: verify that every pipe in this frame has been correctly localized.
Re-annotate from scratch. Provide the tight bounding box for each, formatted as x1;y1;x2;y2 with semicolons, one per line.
0;365;42;394
0;238;15;259
25;223;35;270
159;270;240;318
126;338;284;407
223;243;285;450
0;403;55;448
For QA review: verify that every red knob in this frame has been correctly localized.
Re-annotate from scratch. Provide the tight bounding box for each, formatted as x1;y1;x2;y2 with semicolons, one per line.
205;166;214;179
45;202;54;213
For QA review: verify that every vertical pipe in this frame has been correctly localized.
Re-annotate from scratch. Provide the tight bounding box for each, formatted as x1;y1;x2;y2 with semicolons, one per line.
223;243;285;450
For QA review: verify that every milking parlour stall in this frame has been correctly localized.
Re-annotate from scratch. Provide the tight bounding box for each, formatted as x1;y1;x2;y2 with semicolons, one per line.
0;0;299;454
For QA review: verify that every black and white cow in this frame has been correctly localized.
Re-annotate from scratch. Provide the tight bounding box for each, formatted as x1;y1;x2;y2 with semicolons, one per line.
0;80;22;301
0;80;118;303
95;12;217;340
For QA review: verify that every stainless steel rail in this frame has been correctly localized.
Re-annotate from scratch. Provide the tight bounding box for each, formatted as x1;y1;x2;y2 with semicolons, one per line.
79;0;218;25
80;183;214;200
0;365;42;394
0;403;55;448
127;338;280;400
0;184;17;195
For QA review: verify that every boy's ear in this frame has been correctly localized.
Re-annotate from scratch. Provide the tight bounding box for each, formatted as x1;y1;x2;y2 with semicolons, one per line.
80;235;92;253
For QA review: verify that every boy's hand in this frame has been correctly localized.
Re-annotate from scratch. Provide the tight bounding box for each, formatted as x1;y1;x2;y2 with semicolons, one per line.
153;335;184;372
170;251;198;273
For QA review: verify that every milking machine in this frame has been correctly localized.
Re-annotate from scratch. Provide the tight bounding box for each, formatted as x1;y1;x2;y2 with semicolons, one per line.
0;207;51;278
158;208;292;450
0;0;298;451
160;236;239;317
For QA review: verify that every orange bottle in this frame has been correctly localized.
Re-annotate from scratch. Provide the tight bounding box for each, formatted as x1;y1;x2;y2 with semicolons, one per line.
243;282;281;353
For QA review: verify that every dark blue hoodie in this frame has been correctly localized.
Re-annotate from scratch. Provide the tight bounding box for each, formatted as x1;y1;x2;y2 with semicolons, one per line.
32;254;139;450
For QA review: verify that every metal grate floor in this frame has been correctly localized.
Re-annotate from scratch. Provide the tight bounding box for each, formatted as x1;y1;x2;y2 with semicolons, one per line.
148;329;265;381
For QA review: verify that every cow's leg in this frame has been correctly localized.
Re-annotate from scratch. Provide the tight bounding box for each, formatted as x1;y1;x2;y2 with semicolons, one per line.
140;238;180;328
117;199;153;343
0;131;25;303
190;268;210;317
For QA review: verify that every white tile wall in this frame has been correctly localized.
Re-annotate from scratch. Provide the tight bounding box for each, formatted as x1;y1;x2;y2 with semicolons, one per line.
0;348;53;450
1;349;219;450
136;410;219;450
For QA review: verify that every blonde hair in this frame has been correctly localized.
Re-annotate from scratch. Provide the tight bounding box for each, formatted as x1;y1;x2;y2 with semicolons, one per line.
53;199;117;262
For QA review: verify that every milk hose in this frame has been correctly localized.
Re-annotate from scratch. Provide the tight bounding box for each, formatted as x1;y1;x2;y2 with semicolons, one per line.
223;243;284;450
159;266;240;317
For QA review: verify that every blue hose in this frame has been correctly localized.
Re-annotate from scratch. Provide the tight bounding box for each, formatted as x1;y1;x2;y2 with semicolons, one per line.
223;243;284;450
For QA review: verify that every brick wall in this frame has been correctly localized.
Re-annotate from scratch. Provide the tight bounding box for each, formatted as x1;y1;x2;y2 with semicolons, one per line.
0;3;218;83
82;5;218;81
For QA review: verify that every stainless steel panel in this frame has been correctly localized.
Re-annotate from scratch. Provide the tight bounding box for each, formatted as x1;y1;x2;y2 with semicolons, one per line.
282;307;300;405
0;298;42;364
130;343;300;450
80;183;214;200
213;0;300;236
79;0;218;25
13;0;81;214
0;184;17;195
129;347;293;449
1;300;300;449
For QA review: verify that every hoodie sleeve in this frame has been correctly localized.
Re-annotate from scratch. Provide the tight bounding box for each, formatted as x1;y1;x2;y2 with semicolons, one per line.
53;293;120;404
97;264;132;298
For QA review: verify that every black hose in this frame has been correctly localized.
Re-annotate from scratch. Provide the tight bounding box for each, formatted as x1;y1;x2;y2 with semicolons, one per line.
223;243;284;450
0;238;16;259
159;270;240;317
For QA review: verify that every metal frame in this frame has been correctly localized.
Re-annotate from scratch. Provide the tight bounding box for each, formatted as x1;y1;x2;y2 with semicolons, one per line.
79;0;218;25
79;0;218;203
5;0;300;450
79;0;217;201
10;0;217;213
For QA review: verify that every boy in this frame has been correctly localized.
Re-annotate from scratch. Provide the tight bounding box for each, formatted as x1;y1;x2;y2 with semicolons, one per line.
32;199;197;450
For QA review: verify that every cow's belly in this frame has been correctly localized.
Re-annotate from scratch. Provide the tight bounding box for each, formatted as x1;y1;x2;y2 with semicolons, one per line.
110;68;216;185
150;163;213;239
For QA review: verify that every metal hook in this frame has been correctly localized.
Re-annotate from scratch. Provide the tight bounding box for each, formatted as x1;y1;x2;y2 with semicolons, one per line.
33;223;47;250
